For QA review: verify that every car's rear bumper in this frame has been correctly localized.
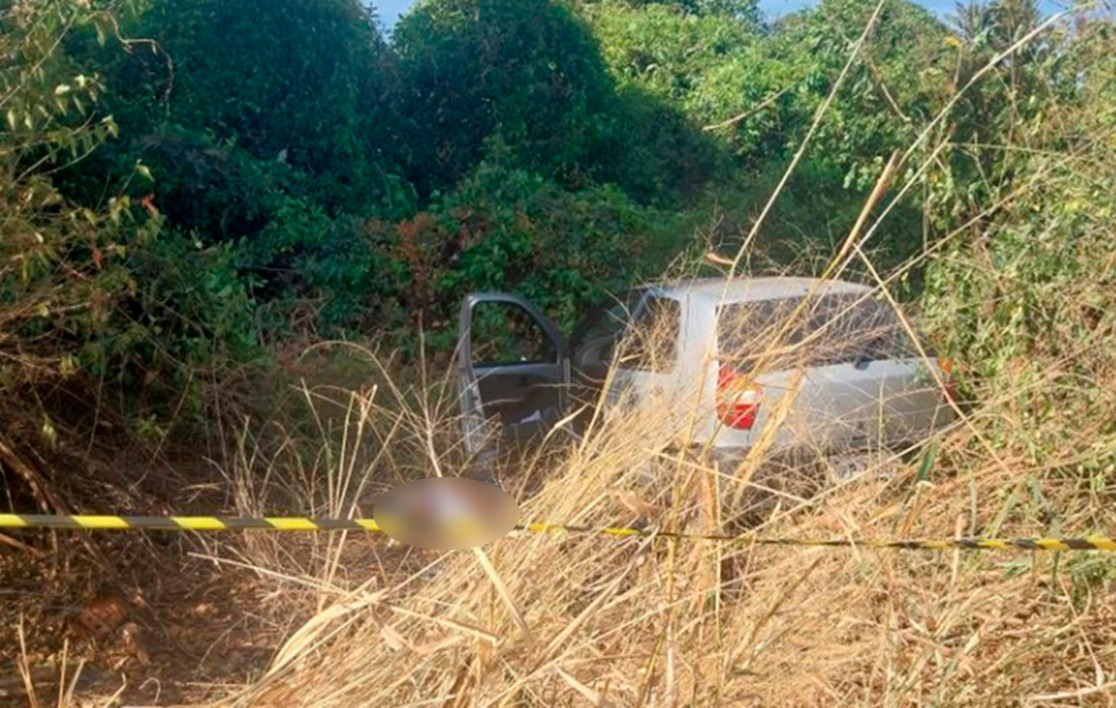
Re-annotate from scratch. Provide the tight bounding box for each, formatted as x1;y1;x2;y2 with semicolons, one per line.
705;444;804;473
704;435;938;474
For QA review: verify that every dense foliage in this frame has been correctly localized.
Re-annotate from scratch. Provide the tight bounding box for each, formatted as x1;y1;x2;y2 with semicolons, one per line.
2;0;1113;450
921;10;1116;472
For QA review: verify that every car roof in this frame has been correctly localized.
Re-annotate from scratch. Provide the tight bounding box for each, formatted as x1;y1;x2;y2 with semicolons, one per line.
643;277;873;304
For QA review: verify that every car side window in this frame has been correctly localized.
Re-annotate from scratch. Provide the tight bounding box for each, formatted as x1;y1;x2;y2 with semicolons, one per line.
620;296;681;373
470;301;557;367
572;290;642;347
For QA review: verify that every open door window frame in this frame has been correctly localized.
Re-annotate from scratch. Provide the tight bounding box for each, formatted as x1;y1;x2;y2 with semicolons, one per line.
457;292;570;460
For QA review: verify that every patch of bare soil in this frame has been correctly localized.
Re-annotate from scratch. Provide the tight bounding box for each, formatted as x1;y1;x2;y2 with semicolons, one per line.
2;495;450;703
0;437;288;706
0;522;286;705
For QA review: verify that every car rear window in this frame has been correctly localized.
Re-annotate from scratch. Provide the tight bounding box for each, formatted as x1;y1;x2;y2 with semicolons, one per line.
717;294;927;373
717;297;809;374
806;294;924;365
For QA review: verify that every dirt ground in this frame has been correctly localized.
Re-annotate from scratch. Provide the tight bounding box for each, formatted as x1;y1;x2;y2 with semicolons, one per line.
1;526;442;705
0;429;454;706
1;539;276;705
0;439;290;706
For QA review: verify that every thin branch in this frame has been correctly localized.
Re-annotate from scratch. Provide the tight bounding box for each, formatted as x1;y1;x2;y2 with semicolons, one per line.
703;85;795;132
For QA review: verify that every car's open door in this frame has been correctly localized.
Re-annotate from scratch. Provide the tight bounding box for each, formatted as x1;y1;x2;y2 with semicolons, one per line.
457;293;570;463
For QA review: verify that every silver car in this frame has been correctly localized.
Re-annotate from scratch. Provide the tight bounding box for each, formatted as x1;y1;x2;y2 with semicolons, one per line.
457;277;957;468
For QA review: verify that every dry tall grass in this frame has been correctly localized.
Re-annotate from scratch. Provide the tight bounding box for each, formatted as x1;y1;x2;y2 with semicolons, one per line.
206;327;1112;706
122;6;1116;706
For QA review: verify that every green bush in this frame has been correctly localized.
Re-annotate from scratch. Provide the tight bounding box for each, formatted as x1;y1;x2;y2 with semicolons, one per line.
6;0;1112;462
0;0;266;442
364;155;692;352
921;8;1116;473
88;0;404;214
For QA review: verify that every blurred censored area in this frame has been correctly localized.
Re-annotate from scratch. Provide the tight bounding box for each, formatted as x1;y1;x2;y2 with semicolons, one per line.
372;477;520;551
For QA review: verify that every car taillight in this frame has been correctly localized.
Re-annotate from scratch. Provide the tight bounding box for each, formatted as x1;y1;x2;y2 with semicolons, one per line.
717;365;762;430
938;356;959;403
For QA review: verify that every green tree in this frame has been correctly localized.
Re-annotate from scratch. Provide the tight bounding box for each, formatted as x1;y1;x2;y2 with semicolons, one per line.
1;0;258;444
394;0;619;197
585;0;776;160
68;0;406;217
922;10;1116;468
394;0;723;205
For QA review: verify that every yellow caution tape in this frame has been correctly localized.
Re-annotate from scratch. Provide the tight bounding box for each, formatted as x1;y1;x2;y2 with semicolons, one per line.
0;514;380;533
1;514;1114;552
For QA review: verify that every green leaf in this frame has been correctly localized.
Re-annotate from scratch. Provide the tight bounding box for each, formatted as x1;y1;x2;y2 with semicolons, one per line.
916;442;938;483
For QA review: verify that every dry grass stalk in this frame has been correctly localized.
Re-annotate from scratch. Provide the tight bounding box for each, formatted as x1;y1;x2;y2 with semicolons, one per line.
88;8;1112;706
